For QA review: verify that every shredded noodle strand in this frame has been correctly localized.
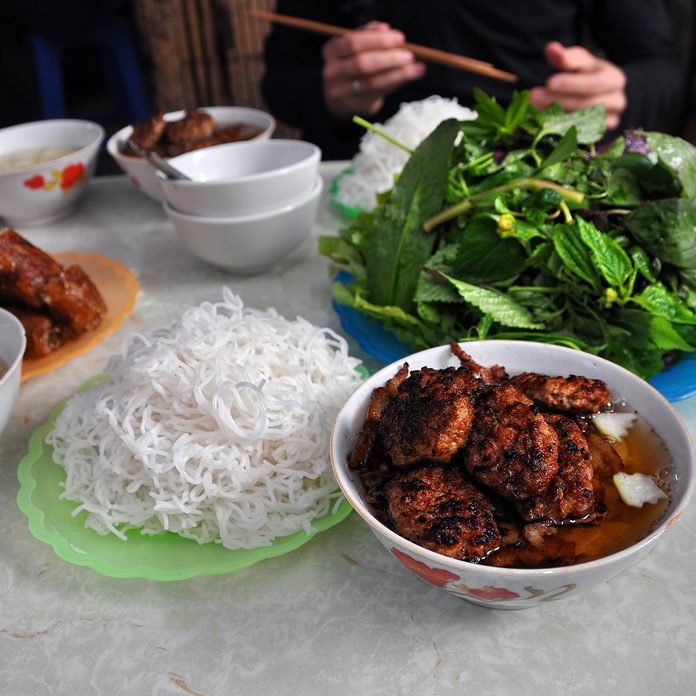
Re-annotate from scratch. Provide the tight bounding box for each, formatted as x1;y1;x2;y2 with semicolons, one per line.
47;290;362;549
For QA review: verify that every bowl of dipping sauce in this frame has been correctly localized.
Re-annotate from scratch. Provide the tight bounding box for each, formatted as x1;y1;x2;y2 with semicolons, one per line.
330;340;695;609
0;120;104;226
0;308;26;437
157;140;321;217
107;107;276;202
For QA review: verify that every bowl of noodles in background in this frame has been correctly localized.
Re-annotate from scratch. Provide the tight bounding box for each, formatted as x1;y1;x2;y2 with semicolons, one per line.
330;340;696;609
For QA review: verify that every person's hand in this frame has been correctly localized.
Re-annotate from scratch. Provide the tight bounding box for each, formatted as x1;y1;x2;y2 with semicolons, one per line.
321;21;426;120
530;41;627;129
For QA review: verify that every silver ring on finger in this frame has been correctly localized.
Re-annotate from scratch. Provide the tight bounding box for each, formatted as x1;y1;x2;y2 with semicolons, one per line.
351;79;362;96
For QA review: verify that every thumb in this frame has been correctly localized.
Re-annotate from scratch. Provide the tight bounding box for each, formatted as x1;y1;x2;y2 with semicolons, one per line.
544;41;597;72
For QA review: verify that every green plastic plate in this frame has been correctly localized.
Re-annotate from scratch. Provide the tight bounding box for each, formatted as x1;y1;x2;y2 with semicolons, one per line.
329;167;362;219
16;375;359;581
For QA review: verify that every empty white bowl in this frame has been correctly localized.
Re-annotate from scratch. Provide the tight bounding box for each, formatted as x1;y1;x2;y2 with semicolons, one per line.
164;176;323;274
157;139;321;216
0;119;104;226
331;340;696;609
107;107;276;201
0;308;26;437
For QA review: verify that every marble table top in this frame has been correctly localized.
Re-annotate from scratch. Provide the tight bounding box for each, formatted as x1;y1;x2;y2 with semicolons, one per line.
1;163;695;695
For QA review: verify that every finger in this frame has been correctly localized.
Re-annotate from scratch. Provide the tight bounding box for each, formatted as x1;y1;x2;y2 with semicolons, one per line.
547;63;626;95
355;61;426;95
544;42;598;72
361;21;392;32
541;90;627;115
324;61;425;105
323;28;405;61
324;48;418;83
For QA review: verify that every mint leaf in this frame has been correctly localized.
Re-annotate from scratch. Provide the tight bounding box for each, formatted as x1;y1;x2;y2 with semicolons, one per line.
537;104;606;144
436;271;545;329
576;217;632;287
552;223;601;290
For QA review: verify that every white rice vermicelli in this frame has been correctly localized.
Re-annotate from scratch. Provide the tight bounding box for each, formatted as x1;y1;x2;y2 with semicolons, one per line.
335;96;476;212
46;289;363;549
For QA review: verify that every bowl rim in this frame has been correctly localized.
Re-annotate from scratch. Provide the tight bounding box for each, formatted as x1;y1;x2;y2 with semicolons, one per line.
163;175;324;223
0;308;27;388
106;106;276;163
0;119;105;175
158;139;321;186
330;339;696;579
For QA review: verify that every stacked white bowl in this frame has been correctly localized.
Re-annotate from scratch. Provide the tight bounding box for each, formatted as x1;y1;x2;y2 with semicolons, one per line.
159;139;323;274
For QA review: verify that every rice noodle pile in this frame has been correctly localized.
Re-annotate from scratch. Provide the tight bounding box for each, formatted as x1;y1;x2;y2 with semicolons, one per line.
335;95;476;211
47;289;363;549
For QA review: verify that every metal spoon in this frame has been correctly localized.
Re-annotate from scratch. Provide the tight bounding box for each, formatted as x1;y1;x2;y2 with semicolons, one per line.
129;143;191;180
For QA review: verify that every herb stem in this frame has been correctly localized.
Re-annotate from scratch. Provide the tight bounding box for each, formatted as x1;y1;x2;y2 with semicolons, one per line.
424;178;585;231
352;116;413;154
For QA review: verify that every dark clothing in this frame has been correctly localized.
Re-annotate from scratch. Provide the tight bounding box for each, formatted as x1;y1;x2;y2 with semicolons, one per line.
262;0;684;159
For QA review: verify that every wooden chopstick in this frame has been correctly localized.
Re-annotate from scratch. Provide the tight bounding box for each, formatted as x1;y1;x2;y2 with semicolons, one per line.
250;9;518;83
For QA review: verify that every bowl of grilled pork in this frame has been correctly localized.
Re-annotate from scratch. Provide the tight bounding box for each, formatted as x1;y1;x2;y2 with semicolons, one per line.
330;340;695;609
107;107;275;202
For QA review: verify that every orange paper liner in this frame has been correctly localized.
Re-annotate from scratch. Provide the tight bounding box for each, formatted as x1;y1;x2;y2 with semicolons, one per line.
21;252;139;381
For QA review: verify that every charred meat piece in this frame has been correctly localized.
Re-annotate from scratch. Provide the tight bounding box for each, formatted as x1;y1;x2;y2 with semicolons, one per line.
164;136;224;157
450;341;507;384
379;366;479;467
42;264;106;337
216;123;263;143
128;112;165;152
0;229;106;354
0;229;64;307
516;414;595;524
585;429;624;478
5;304;64;358
165;110;215;144
385;465;501;562
508;372;611;414
485;523;577;568
464;382;559;500
349;363;409;471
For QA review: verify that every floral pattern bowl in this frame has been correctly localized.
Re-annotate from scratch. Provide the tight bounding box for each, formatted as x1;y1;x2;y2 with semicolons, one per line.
0;119;104;226
330;341;696;609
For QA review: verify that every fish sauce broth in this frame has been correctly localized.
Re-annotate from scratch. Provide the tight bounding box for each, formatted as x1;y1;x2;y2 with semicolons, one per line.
352;356;673;570
550;413;671;567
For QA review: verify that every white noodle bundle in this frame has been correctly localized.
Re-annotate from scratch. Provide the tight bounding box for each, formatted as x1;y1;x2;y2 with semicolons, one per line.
47;289;363;549
335;96;476;211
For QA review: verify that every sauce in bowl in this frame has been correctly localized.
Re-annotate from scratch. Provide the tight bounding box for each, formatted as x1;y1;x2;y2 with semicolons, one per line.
0;147;78;173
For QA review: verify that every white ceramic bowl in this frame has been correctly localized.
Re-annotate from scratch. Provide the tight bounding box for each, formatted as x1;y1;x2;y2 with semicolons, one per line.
106;107;276;201
157;139;321;217
164;175;323;274
0;308;26;437
0;119;104;226
330;340;696;609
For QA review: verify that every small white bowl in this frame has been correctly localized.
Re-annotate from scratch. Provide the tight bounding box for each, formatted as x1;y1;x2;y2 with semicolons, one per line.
330;340;696;609
0;308;26;437
0;119;104;226
164;176;323;274
157;139;321;216
107;107;276;202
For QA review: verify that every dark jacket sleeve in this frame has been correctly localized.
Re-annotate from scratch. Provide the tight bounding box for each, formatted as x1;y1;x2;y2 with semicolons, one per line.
586;0;684;132
261;0;376;159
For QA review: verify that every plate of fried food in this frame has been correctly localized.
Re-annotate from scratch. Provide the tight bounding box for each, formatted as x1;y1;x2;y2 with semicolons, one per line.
0;228;139;380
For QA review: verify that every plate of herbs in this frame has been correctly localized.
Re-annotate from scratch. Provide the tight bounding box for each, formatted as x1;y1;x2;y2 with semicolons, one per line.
320;89;696;397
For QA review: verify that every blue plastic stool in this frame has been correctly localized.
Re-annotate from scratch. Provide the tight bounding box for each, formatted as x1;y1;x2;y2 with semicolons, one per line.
31;16;150;122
